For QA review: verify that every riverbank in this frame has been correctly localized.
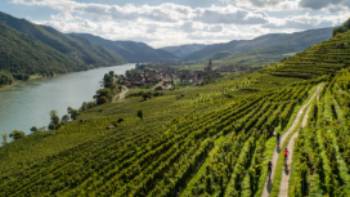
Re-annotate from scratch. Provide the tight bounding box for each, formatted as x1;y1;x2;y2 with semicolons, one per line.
0;64;135;140
0;82;16;91
0;64;132;92
0;74;48;91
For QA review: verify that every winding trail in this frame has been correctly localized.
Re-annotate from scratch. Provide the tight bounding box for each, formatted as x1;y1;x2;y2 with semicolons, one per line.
112;86;128;102
262;84;323;197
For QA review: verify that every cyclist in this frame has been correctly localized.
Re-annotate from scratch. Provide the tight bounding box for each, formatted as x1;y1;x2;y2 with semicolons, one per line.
268;161;273;180
284;148;289;164
276;132;281;149
284;148;289;174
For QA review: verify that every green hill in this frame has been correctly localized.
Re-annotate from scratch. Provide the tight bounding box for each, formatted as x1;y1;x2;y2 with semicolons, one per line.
161;44;207;58
70;33;177;63
183;28;332;62
0;22;76;79
0;11;124;82
0;11;177;86
1;20;350;197
164;28;333;70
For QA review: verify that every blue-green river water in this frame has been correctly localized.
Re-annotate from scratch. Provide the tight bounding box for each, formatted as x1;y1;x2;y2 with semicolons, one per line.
0;64;134;139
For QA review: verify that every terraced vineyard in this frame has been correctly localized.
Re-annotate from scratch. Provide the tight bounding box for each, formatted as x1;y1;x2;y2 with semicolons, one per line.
290;69;350;196
1;25;350;196
0;76;315;196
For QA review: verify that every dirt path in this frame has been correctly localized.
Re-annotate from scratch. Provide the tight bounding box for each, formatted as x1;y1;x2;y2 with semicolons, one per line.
112;86;128;102
262;85;322;197
277;85;322;197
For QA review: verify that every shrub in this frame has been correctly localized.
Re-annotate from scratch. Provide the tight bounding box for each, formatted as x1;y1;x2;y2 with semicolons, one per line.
68;107;79;120
137;110;144;120
48;110;60;130
9;130;25;141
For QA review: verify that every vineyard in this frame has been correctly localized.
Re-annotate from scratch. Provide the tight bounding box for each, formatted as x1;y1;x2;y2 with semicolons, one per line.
290;69;350;196
1;25;350;196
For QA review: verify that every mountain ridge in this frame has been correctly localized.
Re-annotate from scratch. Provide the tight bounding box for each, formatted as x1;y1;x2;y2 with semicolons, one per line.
161;27;333;63
70;33;177;63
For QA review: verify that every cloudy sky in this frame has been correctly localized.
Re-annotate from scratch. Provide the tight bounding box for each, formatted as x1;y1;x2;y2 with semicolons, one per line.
0;0;349;47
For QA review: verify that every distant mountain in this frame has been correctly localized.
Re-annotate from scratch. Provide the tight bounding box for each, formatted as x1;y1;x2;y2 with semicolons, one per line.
0;11;125;81
161;44;207;58
70;33;177;63
165;28;333;64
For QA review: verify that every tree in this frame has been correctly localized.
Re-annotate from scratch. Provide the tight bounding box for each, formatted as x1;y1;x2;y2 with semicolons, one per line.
94;88;113;105
9;130;25;141
49;110;60;130
137;110;144;120
30;126;38;132
61;115;70;124
333;18;350;36
0;72;13;86
67;107;79;120
142;92;152;101
103;71;116;89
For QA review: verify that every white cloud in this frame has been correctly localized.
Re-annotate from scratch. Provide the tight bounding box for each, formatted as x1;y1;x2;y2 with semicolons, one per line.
10;0;350;47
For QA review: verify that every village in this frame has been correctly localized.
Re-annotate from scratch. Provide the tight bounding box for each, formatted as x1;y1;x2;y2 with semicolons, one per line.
117;60;221;90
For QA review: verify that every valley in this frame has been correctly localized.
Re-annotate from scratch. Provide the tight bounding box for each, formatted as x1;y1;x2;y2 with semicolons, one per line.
0;4;350;197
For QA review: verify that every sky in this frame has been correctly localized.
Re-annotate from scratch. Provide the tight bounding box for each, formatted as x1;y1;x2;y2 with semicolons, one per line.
0;0;349;48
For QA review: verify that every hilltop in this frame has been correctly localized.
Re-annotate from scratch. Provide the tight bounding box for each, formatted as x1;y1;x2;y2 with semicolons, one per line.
0;17;350;196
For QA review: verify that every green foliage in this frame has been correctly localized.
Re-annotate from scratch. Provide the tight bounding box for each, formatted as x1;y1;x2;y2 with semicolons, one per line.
333;18;350;36
103;71;116;89
0;71;13;86
94;88;113;105
67;107;79;120
61;115;70;124
0;11;124;84
30;127;38;132
48;110;60;130
137;110;144;120
9;130;25;141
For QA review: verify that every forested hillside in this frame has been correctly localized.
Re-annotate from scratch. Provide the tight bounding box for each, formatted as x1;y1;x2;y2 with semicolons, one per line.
0;22;75;80
161;44;207;58
0;11;176;86
0;19;350;196
70;33;177;63
0;12;126;67
163;28;333;70
0;11;124;83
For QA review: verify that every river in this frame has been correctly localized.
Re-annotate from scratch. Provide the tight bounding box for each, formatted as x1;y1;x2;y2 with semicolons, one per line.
0;64;135;139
